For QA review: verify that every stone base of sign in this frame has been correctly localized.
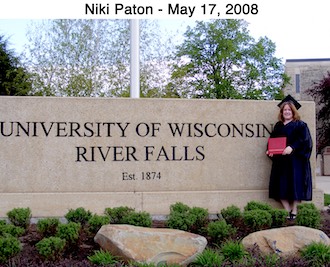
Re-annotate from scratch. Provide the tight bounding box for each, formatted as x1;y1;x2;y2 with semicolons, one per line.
0;188;324;218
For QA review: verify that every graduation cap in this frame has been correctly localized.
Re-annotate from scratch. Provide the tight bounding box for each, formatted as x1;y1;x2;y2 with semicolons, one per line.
277;94;301;110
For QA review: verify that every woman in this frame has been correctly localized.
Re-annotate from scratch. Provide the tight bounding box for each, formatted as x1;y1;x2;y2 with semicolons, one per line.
267;95;313;220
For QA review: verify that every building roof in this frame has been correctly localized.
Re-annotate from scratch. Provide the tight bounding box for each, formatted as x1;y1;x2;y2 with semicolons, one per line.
286;58;330;63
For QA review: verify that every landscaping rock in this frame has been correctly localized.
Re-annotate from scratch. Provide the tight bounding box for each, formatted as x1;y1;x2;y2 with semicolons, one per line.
242;225;330;257
94;224;207;266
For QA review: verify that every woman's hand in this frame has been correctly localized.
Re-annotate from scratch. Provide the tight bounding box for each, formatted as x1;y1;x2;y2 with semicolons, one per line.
282;146;293;155
266;150;274;157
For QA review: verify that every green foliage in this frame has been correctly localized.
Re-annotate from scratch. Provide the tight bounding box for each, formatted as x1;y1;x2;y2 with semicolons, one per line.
104;206;135;224
87;250;119;265
325;194;330;206
296;203;321;228
56;222;81;245
87;214;110;233
6;207;31;229
166;202;208;233
244;200;273;212
0;224;25;238
220;205;242;222
65;207;92;226
220;240;248;263
192;248;224;266
206;220;237;243
121;211;152;227
35;237;66;261
300;242;330;267
0;235;22;263
270;208;287;227
36;218;60;237
243;209;272;231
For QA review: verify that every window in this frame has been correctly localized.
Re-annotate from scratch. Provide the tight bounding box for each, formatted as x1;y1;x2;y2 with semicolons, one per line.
295;74;300;93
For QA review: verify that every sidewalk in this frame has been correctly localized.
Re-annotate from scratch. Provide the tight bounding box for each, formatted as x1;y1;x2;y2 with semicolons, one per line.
316;176;330;194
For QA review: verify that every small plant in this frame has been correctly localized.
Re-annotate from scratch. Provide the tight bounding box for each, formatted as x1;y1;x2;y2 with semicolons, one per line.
270;208;287;227
65;207;92;226
244;201;273;212
206;220;236;243
243;209;272;231
324;194;330;206
220;240;248;263
36;236;66;261
0;224;25;238
300;241;330;267
104;206;135;224
0;234;22;263
192;248;224;266
87;249;120;265
121;211;152;227
87;214;110;233
296;203;321;228
6;207;31;229
56;222;81;245
37;218;60;237
189;207;209;233
220;205;242;223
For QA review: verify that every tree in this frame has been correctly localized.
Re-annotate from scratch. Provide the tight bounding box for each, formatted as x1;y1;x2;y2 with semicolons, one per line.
25;19;174;97
169;20;288;99
307;72;330;152
0;35;32;96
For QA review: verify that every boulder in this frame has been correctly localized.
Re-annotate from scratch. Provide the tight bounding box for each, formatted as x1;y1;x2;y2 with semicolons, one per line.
94;224;207;266
242;226;330;257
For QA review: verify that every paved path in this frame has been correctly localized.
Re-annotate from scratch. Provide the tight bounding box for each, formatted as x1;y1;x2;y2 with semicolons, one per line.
316;176;330;194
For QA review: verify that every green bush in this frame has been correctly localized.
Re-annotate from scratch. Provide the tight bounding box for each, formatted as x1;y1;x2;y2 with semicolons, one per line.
121;211;152;227
324;194;330;206
0;224;25;238
6;207;31;229
36;236;66;261
296;203;321;228
56;222;81;245
166;202;208;233
37;218;60;237
192;248;224;266
243;209;272;231
220;205;242;223
88;214;110;233
270;208;287;227
220;240;248;263
0;235;22;263
300;241;330;267
104;206;135;224
206;220;236;243
87;249;120;265
65;207;92;226
244;201;273;212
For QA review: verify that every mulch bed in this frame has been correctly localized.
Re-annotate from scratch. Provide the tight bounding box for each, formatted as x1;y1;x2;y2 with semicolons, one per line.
2;209;330;267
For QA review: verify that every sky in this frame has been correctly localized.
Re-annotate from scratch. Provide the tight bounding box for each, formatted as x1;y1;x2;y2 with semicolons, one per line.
0;0;330;62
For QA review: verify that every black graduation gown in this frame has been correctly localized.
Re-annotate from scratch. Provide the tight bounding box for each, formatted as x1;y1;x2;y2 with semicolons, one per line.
268;120;313;201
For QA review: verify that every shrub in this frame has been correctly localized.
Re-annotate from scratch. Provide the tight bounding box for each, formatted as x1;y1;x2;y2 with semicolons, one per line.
87;249;120;265
189;207;209;233
244;201;273;212
220;205;242;223
296;203;321;228
6;207;31;229
324;194;330;206
0;234;22;263
104;206;135;224
243;209;272;231
88;214;110;233
36;237;66;261
193;248;224;266
65;207;92;226
270;208;287;227
0;224;25;238
300;241;330;267
206;220;236;243
56;222;81;245
121;211;152;227
37;218;60;237
220;240;248;263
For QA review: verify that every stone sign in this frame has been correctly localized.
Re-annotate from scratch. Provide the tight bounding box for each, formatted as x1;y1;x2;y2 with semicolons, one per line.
0;97;322;217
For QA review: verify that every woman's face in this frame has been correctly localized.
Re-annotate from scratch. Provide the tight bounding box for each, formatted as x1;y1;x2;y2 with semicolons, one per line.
282;104;293;121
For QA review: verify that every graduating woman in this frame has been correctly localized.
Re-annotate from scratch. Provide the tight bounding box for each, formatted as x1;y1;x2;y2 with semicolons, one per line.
267;95;313;220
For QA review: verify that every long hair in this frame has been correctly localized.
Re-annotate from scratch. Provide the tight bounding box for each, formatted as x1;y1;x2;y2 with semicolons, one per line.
278;102;301;122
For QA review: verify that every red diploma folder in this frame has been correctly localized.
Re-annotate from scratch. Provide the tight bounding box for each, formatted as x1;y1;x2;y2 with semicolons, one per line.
268;137;287;154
